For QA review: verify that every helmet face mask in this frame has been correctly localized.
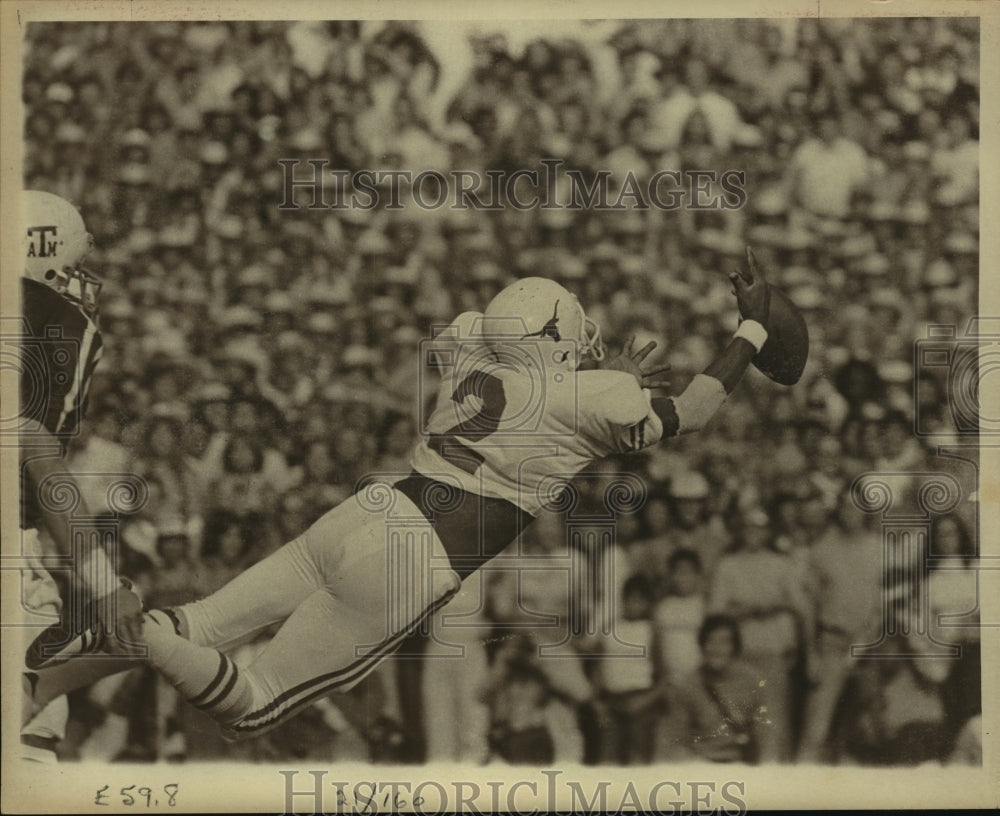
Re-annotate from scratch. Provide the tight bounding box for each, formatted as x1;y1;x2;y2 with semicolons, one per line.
581;311;605;365
63;262;103;318
22;190;102;318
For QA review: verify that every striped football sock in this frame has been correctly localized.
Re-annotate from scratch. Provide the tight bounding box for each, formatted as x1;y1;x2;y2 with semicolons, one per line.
143;610;252;725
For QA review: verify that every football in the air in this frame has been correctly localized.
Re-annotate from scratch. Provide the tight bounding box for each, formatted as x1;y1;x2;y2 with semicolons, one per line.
752;283;809;386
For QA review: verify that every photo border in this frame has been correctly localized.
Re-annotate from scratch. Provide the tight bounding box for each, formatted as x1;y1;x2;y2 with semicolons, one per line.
2;0;997;811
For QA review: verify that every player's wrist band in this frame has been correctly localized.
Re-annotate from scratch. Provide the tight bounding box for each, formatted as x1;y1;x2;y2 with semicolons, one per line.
734;320;768;353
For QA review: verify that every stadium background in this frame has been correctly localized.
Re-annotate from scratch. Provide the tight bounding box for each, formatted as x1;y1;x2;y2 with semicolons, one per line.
22;17;981;765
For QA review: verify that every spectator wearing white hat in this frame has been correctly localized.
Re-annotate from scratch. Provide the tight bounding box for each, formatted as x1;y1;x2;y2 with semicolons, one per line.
663;469;731;582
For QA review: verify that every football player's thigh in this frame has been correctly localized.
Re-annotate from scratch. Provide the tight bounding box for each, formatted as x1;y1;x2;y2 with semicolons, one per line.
189;494;370;639
246;587;378;706
304;490;460;644
244;513;450;711
243;496;460;723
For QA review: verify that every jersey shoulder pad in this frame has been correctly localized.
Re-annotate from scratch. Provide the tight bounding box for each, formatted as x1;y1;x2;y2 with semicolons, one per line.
427;311;487;370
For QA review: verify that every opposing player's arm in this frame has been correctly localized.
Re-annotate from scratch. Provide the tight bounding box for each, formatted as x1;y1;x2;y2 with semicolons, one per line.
651;246;770;437
19;418;142;660
20;417;89;558
20;417;141;647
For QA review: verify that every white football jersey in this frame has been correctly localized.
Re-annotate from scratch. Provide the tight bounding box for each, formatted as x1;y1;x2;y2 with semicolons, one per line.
410;312;664;515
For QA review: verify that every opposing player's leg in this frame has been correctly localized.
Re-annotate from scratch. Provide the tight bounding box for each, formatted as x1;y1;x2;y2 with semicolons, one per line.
27;527;326;711
19;548;78;738
143;490;461;737
26;654;140;721
20;696;68;763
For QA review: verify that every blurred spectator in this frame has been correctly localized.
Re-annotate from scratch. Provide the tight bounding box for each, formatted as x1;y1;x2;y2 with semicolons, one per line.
481;640;556;765
653;548;706;685
199;511;254;592
375;412;418;478
484;513;597;763
930;111;978;206
147;523;206;609
207;434;279;520
660;614;764;763
622;495;672;596
926;513;981;743
649;58;745;153
595;574;663;765
663;470;731;579
289;439;351;522
849;630;953;766
708;505;811;761
129;409;206;537
784;110;871;220
797;490;882;763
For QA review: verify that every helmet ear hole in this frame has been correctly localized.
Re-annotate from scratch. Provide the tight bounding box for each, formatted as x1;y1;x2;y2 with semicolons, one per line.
44;269;57;281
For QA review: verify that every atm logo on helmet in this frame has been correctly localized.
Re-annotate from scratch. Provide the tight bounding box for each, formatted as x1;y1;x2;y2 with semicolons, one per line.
26;225;60;258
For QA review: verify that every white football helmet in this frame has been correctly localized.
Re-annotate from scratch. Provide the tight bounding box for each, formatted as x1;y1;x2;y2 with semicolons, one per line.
481;277;604;372
22;190;101;316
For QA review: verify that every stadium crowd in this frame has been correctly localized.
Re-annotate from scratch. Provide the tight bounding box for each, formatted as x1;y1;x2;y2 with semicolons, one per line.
22;16;981;765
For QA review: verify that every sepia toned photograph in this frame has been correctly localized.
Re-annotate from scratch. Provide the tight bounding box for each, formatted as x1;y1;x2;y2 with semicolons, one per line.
2;1;997;812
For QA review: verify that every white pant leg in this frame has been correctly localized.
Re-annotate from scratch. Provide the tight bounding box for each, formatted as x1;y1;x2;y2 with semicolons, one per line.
179;535;322;650
21;538;69;749
225;489;461;737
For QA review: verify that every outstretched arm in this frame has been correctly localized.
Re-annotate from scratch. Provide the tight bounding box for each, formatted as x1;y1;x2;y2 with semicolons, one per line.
651;246;771;437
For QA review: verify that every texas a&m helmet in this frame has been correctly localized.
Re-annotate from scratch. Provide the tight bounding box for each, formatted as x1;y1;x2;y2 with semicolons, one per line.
22;190;102;317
